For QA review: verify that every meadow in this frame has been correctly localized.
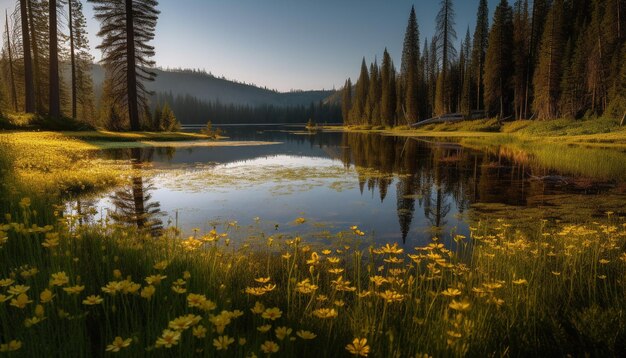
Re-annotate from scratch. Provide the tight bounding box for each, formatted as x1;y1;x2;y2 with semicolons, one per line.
0;131;625;357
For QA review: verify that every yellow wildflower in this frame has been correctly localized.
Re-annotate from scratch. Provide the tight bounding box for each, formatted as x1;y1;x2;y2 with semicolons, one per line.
10;293;32;309
379;290;404;303
141;285;156;300
512;279;528;285
251;301;265;314
0;340;22;352
262;307;282;320
156;329;181;348
145;274;167;285
254;277;271;283
245;287;267;296
346;338;370;357
168;314;202;331
295;278;318;294
312;308;338;319
294;217;306;224
24;316;45;328
105;337;132;352
50;272;69;286
260;340;280;354
306;252;320;265
187;293;207;308
101;281;124;295
8;285;30;295
296;330;317;340
63;285;85;295
192;325;207;338
40;289;54;303
0;278;15;287
213;335;235;351
441;288;462;297
449;299;471;312
153;260;168;270
83;295;104;305
275;326;293;340
257;324;272;333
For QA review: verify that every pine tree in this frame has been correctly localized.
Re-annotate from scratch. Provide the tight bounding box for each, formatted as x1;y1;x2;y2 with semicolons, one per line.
365;60;381;124
471;0;489;111
533;0;566;119
4;10;18;111
401;5;420;122
350;58;369;124
152;103;162;130
434;0;457;115
160;103;179;131
380;49;395;126
19;0;35;113
68;0;94;121
341;78;352;125
428;38;439;117
48;0;60;119
512;0;530;119
90;0;160;131
27;0;50;114
460;28;472;115
484;0;514;119
607;41;626;119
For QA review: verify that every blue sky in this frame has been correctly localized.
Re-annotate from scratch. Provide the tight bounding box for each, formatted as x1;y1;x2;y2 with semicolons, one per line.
1;0;499;92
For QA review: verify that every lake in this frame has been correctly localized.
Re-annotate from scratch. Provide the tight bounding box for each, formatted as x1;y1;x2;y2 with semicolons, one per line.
72;125;626;247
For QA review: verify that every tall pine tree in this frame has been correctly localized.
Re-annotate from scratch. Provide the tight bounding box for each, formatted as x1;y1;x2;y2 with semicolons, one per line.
471;0;489;111
401;5;420;123
434;0;457;115
341;78;352;125
484;0;514;119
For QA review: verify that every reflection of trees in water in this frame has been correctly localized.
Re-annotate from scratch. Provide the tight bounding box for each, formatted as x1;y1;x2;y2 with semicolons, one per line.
109;148;164;236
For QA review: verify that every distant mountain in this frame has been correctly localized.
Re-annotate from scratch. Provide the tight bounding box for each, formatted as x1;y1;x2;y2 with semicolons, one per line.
90;64;336;108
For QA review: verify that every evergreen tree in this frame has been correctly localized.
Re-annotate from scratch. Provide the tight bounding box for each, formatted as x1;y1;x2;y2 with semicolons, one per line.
152;103;162;130
68;0;95;122
607;42;626;120
428;38;439;117
434;0;457;115
350;58;369;124
471;0;489;111
484;0;514;119
90;0;160;131
380;49;395;126
160;103;179;131
48;0;60;119
3;10;18;111
19;0;35;113
460;28;472;115
512;0;530;119
401;5;420;122
365;60;381;124
341;78;352;125
27;0;50;114
533;0;566;119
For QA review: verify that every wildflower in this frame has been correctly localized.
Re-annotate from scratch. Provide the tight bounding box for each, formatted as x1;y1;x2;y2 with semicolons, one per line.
209;311;232;334
102;281;123;296
251;301;265;314
321;249;332;255
120;281;140;294
105;337;132;352
599;259;610;264
512;279;528;285
275;326;293;340
449;299;471;312
327;257;340;264
40;289;54;303
331;276;356;292
169;314;202;331
83;295;104;305
328;268;344;275
379;290;405;303
35;304;44;317
262;307;283;320
50;272;69;286
63;285;85;295
254;277;271;283
171;285;187;294
334;299;345;307
260;340;280;354
183;271;191;280
316;294;328;302
227;309;244;319
187;293;207;308
294;217;306;224
141;285;156;300
295;278;318;294
10;293;32;309
112;269;122;279
8;285;30;295
296;330;317;340
0;278;15;287
306;252;320;265
245;287;267;296
257;324;272;333
192;325;207;338
281;252;292;260
213;335;235;350
24;316;45;327
369;276;387;287
312;308;338;319
0;340;22;352
239;337;247;345
441;288;462;297
145;274;167;285
156;329;181;348
202;299;217;311
20;267;38;279
153;260;168;270
346;338;370;357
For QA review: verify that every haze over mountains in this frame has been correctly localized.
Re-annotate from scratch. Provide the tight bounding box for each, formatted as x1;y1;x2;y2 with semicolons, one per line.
89;64;336;108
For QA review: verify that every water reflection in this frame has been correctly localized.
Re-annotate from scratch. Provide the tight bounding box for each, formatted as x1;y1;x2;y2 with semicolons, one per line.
108;148;164;236
86;127;625;245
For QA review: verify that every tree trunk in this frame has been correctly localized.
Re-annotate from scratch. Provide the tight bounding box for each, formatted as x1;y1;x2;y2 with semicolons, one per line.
621;111;625;127
49;0;60;119
5;10;19;112
126;0;140;131
68;0;77;119
27;0;43;113
19;0;35;113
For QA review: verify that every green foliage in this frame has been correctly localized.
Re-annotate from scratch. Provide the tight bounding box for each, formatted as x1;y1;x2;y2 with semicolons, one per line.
484;0;514;118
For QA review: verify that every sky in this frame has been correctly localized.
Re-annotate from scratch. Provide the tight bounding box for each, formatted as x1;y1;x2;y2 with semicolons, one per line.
1;0;499;92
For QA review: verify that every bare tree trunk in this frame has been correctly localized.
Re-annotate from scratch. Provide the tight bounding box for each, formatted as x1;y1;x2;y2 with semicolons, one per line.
19;0;35;113
68;0;77;119
621;111;625;127
125;0;140;131
48;0;60;119
5;10;18;112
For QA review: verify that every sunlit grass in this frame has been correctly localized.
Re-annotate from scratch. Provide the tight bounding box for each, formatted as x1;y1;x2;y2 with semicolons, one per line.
0;197;625;356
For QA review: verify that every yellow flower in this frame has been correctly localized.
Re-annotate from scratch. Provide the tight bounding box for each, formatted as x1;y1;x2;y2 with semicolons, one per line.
213;335;235;350
187;293;207;308
192;325;207;338
201;299;217;311
328;268;344;275
141;285;156;300
0;278;15;287
257;324;272;333
294;217;306;224
441;288;462;297
238;337;247;345
82;295;104;305
35;304;44;317
112;269;122;279
102;281;123;295
296;330;317;340
275;326;293;340
10;293;32;309
63;285;85;295
50;272;69;286
156;329;181;348
245;287;267;296
119;281;140;294
378;290;404;303
262;307;282;320
346;338;370;357
251;301;265;314
42;233;60;248
168;314;202;331
8;285;30;295
334;299;345;307
0;340;22;352
183;271;191;280
512;279;528;285
153;260;168;270
295;279;318;295
306;252;320;265
312;308;338;319
209;311;232;334
145;274;167;285
40;289;55;303
171;285;187;294
105;337;132;352
24;316;46;327
254;276;271;283
260;340;280;354
449;299;471;312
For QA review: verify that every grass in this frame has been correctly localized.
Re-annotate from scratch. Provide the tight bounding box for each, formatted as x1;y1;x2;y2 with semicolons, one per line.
0;199;624;356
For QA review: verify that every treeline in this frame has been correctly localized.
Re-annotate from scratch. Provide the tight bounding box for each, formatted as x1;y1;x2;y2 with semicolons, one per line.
342;0;626;126
153;92;341;124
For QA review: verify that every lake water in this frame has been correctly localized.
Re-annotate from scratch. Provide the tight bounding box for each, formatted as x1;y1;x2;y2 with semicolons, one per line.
74;125;626;247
